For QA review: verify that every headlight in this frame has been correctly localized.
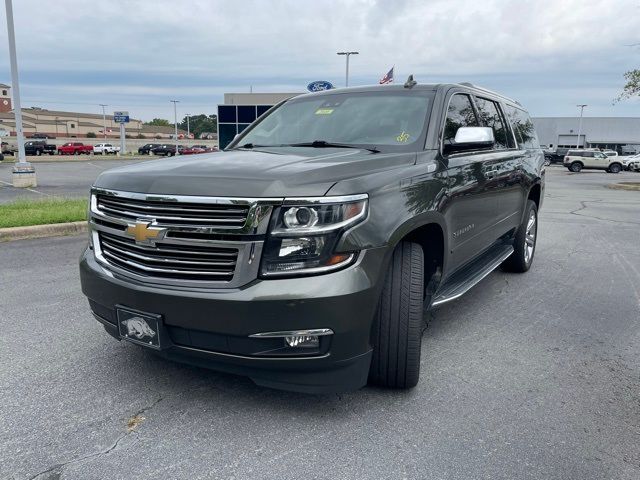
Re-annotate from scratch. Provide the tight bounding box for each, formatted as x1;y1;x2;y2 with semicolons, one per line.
260;194;368;277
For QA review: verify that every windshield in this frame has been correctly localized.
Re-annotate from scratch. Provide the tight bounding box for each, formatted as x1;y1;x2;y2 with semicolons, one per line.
235;90;434;150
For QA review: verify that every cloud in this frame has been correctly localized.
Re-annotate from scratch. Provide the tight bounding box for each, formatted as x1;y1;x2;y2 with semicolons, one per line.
0;0;638;119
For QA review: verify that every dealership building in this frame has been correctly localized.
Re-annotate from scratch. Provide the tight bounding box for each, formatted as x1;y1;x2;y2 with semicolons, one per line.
532;117;640;155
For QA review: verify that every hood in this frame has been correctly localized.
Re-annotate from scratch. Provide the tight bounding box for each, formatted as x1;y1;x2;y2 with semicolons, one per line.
93;148;416;197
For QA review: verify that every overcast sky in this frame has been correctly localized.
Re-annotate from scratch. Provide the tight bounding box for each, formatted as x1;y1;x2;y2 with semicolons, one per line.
0;0;638;121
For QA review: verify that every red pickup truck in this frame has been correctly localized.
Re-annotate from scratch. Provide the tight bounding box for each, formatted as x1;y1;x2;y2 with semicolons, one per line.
58;142;94;155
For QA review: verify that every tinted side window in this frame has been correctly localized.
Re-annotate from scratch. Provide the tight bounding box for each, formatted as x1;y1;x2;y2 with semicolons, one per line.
475;97;510;149
443;94;479;149
583;152;594;158
504;105;540;150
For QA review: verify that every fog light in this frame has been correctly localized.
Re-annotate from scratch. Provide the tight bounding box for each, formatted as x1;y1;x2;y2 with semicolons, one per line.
285;335;319;348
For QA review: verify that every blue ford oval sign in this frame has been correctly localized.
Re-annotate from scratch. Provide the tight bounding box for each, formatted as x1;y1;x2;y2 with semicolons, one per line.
307;80;334;92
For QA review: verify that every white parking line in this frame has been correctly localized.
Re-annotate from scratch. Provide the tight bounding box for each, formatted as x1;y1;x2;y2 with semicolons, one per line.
0;179;52;196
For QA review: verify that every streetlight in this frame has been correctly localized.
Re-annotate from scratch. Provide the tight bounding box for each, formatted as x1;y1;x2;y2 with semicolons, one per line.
170;99;179;155
576;104;587;149
4;0;36;187
54;116;59;137
186;113;190;139
336;51;359;87
99;104;108;140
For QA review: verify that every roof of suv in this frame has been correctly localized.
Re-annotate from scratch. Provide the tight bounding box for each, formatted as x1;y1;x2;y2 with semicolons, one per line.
293;82;522;108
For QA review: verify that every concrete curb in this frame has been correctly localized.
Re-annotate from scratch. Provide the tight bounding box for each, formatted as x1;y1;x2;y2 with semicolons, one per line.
606;182;640;192
0;221;87;242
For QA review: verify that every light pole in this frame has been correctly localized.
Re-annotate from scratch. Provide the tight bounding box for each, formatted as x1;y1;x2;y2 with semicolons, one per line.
99;104;108;140
54;116;59;137
576;104;587;149
186;113;190;139
5;0;36;187
337;51;359;87
170;100;179;155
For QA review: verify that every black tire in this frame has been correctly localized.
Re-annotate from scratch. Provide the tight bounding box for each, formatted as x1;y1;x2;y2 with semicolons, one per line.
608;163;621;174
570;162;582;172
369;241;424;389
502;200;538;273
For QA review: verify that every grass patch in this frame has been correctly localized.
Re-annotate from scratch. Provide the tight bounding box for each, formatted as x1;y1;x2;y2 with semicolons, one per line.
0;197;87;228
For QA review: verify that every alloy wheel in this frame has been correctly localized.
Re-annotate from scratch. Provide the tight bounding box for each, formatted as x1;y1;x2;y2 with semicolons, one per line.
524;211;537;264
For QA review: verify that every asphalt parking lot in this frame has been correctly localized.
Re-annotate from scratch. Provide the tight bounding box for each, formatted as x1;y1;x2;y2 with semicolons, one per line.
0;159;147;204
1;166;639;479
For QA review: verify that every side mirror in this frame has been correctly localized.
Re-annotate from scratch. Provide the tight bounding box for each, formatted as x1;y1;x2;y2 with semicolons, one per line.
445;127;495;154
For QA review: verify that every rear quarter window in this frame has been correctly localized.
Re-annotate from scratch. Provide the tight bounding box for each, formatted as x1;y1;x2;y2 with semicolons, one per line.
504;105;540;150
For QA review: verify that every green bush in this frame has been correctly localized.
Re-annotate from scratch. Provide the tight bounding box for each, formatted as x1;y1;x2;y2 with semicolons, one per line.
86;132;97;138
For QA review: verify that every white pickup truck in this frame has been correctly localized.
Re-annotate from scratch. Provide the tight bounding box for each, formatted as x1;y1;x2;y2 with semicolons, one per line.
93;143;120;155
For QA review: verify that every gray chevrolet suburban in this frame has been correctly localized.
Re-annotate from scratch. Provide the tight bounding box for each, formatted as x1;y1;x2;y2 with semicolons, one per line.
80;81;544;393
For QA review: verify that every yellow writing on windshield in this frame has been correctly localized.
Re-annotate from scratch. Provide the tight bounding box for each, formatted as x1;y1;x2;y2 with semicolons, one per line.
396;131;410;142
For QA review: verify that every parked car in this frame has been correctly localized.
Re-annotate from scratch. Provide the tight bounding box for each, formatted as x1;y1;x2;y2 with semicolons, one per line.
80;82;545;393
621;154;640;171
58;142;94;155
563;149;623;173
602;149;619;157
137;143;161;155
180;145;217;155
93;143;120;155
151;144;186;156
24;140;56;156
1;141;17;155
30;133;55;139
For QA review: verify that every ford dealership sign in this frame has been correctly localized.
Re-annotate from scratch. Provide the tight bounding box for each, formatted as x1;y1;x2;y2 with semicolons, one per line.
307;80;334;92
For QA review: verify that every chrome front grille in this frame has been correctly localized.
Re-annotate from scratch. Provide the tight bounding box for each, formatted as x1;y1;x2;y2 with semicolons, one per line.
96;194;250;228
99;232;238;282
89;188;282;288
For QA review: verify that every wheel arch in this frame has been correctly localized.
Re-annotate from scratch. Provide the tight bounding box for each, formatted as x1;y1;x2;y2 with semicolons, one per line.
389;216;447;294
527;182;542;209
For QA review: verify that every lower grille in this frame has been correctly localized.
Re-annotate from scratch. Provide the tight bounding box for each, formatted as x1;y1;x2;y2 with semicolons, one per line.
98;232;238;282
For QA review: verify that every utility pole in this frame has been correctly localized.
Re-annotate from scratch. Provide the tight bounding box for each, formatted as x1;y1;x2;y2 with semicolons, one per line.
170;100;179;155
5;0;36;187
337;51;359;87
186;113;190;139
99;104;108;140
576;104;587;149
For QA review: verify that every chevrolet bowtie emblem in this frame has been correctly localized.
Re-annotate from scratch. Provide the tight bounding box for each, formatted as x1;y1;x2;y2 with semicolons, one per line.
125;221;166;245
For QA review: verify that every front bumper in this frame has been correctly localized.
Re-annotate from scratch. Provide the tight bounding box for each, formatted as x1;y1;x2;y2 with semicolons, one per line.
80;246;387;393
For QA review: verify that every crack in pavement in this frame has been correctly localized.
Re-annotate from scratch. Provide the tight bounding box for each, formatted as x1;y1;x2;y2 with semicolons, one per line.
27;396;163;480
568;199;640;226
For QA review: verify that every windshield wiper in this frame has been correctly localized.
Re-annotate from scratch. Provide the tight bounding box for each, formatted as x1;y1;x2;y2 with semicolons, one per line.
287;140;380;153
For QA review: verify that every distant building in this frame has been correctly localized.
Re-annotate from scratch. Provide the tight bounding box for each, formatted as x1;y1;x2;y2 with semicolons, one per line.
533;117;640;155
0;83;12;113
218;92;300;148
0;83;185;139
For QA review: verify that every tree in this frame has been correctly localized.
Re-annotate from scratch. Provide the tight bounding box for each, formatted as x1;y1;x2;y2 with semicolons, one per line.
179;114;217;138
144;118;171;126
616;69;640;102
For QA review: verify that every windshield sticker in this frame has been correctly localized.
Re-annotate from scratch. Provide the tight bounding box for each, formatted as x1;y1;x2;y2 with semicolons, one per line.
396;131;410;142
315;108;334;115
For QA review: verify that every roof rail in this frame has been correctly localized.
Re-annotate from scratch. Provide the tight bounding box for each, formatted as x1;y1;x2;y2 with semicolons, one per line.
457;82;521;106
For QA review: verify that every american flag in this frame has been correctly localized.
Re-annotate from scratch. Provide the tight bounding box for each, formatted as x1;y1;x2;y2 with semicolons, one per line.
379;67;394;84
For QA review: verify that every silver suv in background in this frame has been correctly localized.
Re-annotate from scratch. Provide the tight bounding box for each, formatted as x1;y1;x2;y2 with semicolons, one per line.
563;149;623;173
